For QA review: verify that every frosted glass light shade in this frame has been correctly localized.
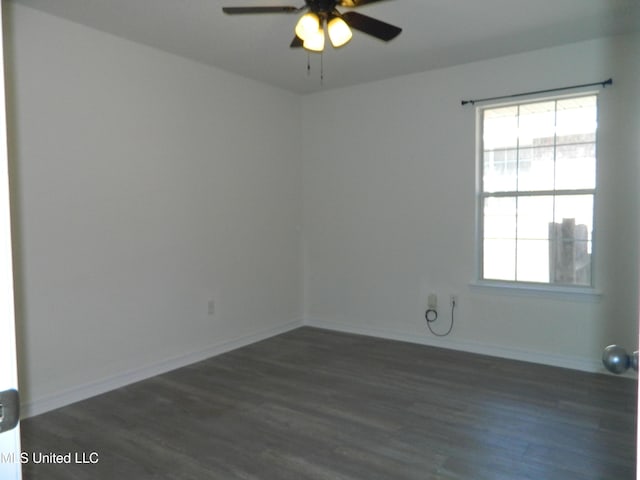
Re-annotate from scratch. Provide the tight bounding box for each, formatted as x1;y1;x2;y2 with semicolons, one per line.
295;13;320;41
328;16;352;48
303;27;325;52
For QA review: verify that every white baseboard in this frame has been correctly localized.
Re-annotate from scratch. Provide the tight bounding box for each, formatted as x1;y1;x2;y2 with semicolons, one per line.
22;318;304;418
22;316;622;418
304;317;606;374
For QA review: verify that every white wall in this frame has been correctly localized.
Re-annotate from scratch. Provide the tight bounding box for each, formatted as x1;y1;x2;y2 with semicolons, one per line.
302;33;640;372
4;3;303;416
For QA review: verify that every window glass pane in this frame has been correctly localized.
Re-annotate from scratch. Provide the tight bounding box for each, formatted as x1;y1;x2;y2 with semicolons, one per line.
483;197;516;281
516;239;550;283
518;101;555;148
484;197;516;239
517;196;554;240
550;195;593;286
556;96;597;145
483;239;515;281
517;147;554;191
484;106;518;150
555;143;596;190
554;195;594;239
548;234;591;285
483;149;517;192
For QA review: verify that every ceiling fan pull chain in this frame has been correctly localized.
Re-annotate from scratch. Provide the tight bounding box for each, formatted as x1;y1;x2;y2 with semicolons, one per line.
307;52;311;76
320;52;324;85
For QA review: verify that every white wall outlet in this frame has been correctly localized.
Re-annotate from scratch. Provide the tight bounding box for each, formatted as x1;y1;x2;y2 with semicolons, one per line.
427;293;437;309
208;300;215;315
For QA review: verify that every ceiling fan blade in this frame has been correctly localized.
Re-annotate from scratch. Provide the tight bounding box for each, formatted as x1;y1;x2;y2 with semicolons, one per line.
290;36;303;48
339;0;390;7
341;11;401;41
222;6;299;14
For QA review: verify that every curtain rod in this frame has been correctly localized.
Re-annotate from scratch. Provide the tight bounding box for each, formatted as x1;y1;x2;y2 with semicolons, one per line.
461;78;612;106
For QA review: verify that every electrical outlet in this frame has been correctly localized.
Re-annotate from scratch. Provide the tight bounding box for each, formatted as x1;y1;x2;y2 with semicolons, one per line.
428;293;437;309
208;300;215;315
450;294;458;307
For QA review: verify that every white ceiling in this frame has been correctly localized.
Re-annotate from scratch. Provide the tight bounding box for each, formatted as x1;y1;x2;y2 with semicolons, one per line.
9;0;640;94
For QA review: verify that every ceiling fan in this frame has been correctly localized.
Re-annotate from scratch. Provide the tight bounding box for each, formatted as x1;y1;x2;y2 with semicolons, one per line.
222;0;402;52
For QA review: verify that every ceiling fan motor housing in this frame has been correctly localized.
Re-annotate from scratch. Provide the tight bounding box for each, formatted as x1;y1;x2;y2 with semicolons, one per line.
307;0;340;15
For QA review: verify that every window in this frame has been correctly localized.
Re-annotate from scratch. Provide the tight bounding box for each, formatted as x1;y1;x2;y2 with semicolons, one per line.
479;94;597;287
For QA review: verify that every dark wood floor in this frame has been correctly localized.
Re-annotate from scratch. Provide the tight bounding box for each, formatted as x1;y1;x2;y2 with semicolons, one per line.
20;327;637;479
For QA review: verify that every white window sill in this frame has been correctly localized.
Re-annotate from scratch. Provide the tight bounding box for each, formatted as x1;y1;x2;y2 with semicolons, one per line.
469;280;602;302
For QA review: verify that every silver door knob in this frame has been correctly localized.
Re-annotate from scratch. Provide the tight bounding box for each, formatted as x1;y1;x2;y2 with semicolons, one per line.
602;345;638;374
0;389;19;433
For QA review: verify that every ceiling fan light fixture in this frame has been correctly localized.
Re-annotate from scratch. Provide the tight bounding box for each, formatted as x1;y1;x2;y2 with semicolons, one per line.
295;12;320;41
328;15;352;48
303;26;325;52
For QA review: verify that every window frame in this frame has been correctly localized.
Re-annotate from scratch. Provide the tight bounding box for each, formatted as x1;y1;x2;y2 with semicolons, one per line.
475;92;600;293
